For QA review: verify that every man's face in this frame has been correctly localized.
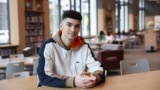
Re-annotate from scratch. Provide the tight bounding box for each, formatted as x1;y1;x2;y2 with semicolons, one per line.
60;18;81;40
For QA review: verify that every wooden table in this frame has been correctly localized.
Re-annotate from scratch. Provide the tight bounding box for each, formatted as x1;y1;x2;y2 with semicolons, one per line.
0;70;160;90
0;56;38;69
88;41;108;51
82;35;96;39
90;41;108;46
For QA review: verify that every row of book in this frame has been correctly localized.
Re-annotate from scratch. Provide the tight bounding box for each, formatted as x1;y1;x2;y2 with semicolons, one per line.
25;15;43;23
26;36;43;43
25;23;43;30
26;41;42;48
0;48;17;57
26;29;43;36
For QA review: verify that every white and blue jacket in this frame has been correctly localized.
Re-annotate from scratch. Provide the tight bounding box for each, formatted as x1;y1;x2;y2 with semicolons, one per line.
37;31;105;88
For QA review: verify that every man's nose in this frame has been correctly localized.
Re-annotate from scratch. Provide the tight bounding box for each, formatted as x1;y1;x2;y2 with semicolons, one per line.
71;26;76;32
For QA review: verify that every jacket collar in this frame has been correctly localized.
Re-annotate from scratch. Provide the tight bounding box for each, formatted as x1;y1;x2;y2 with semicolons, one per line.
52;30;84;50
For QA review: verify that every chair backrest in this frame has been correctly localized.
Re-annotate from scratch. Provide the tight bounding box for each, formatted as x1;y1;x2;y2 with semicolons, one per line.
32;60;38;75
101;44;123;50
120;58;150;75
6;62;24;78
25;57;33;63
10;54;24;59
7;71;30;79
0;56;2;60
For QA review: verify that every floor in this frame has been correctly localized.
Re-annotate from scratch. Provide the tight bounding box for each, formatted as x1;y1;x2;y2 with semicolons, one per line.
107;43;160;76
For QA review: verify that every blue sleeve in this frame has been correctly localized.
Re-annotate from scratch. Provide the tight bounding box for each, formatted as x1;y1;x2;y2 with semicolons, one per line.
37;38;66;88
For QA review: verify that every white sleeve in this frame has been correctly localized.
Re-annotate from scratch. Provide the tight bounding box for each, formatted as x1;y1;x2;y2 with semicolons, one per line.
86;48;103;73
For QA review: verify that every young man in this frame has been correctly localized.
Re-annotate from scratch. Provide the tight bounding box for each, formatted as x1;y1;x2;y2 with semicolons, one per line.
37;10;105;88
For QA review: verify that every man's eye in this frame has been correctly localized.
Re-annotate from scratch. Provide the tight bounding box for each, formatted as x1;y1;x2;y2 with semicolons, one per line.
67;23;72;27
75;25;80;28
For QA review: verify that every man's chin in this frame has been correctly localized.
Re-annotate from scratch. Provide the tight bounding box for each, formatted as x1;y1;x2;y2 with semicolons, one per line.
68;36;76;40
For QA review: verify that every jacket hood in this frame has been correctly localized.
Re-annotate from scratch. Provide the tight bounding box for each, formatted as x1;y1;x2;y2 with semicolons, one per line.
52;30;84;49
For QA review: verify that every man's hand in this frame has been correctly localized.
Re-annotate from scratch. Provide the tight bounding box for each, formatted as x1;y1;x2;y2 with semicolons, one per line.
75;72;96;88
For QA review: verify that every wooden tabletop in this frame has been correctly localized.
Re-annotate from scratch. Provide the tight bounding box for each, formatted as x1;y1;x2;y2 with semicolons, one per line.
0;70;160;90
82;35;96;39
0;44;18;48
90;41;108;46
0;56;38;69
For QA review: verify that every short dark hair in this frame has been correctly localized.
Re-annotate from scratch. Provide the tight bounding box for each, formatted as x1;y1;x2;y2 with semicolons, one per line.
62;10;82;21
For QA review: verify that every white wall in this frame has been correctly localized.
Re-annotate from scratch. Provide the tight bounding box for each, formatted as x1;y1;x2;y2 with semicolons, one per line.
97;9;105;32
9;0;19;45
145;16;154;29
155;15;160;29
129;14;133;30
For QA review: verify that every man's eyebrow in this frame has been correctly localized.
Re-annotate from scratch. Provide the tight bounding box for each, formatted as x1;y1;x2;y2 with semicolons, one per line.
66;22;80;26
66;22;72;24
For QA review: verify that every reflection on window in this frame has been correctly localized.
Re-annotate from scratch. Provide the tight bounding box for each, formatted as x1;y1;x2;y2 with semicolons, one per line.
0;0;10;44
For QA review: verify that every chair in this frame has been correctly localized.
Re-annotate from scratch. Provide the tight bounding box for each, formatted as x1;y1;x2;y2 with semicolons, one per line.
101;43;123;50
97;49;124;71
32;60;38;75
24;57;34;75
0;56;2;60
6;62;24;79
10;54;24;59
0;56;5;79
7;71;30;79
120;58;150;75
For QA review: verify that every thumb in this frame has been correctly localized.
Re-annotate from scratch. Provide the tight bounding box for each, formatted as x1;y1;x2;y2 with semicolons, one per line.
81;72;91;76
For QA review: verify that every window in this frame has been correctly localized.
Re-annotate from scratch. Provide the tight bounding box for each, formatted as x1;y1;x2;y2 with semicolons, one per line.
115;0;129;33
49;0;59;36
90;0;97;35
0;0;10;44
81;0;89;36
139;0;145;31
49;0;97;37
115;2;119;33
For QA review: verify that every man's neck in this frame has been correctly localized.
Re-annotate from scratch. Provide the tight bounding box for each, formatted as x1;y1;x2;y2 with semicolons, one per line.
61;35;73;50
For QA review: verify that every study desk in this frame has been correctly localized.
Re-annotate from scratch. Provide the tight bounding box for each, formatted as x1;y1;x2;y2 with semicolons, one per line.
90;41;108;46
0;56;38;69
88;41;108;51
82;35;96;39
0;70;160;90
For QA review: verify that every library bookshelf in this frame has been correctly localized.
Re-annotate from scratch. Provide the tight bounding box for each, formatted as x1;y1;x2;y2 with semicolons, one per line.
0;44;18;58
18;0;50;54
